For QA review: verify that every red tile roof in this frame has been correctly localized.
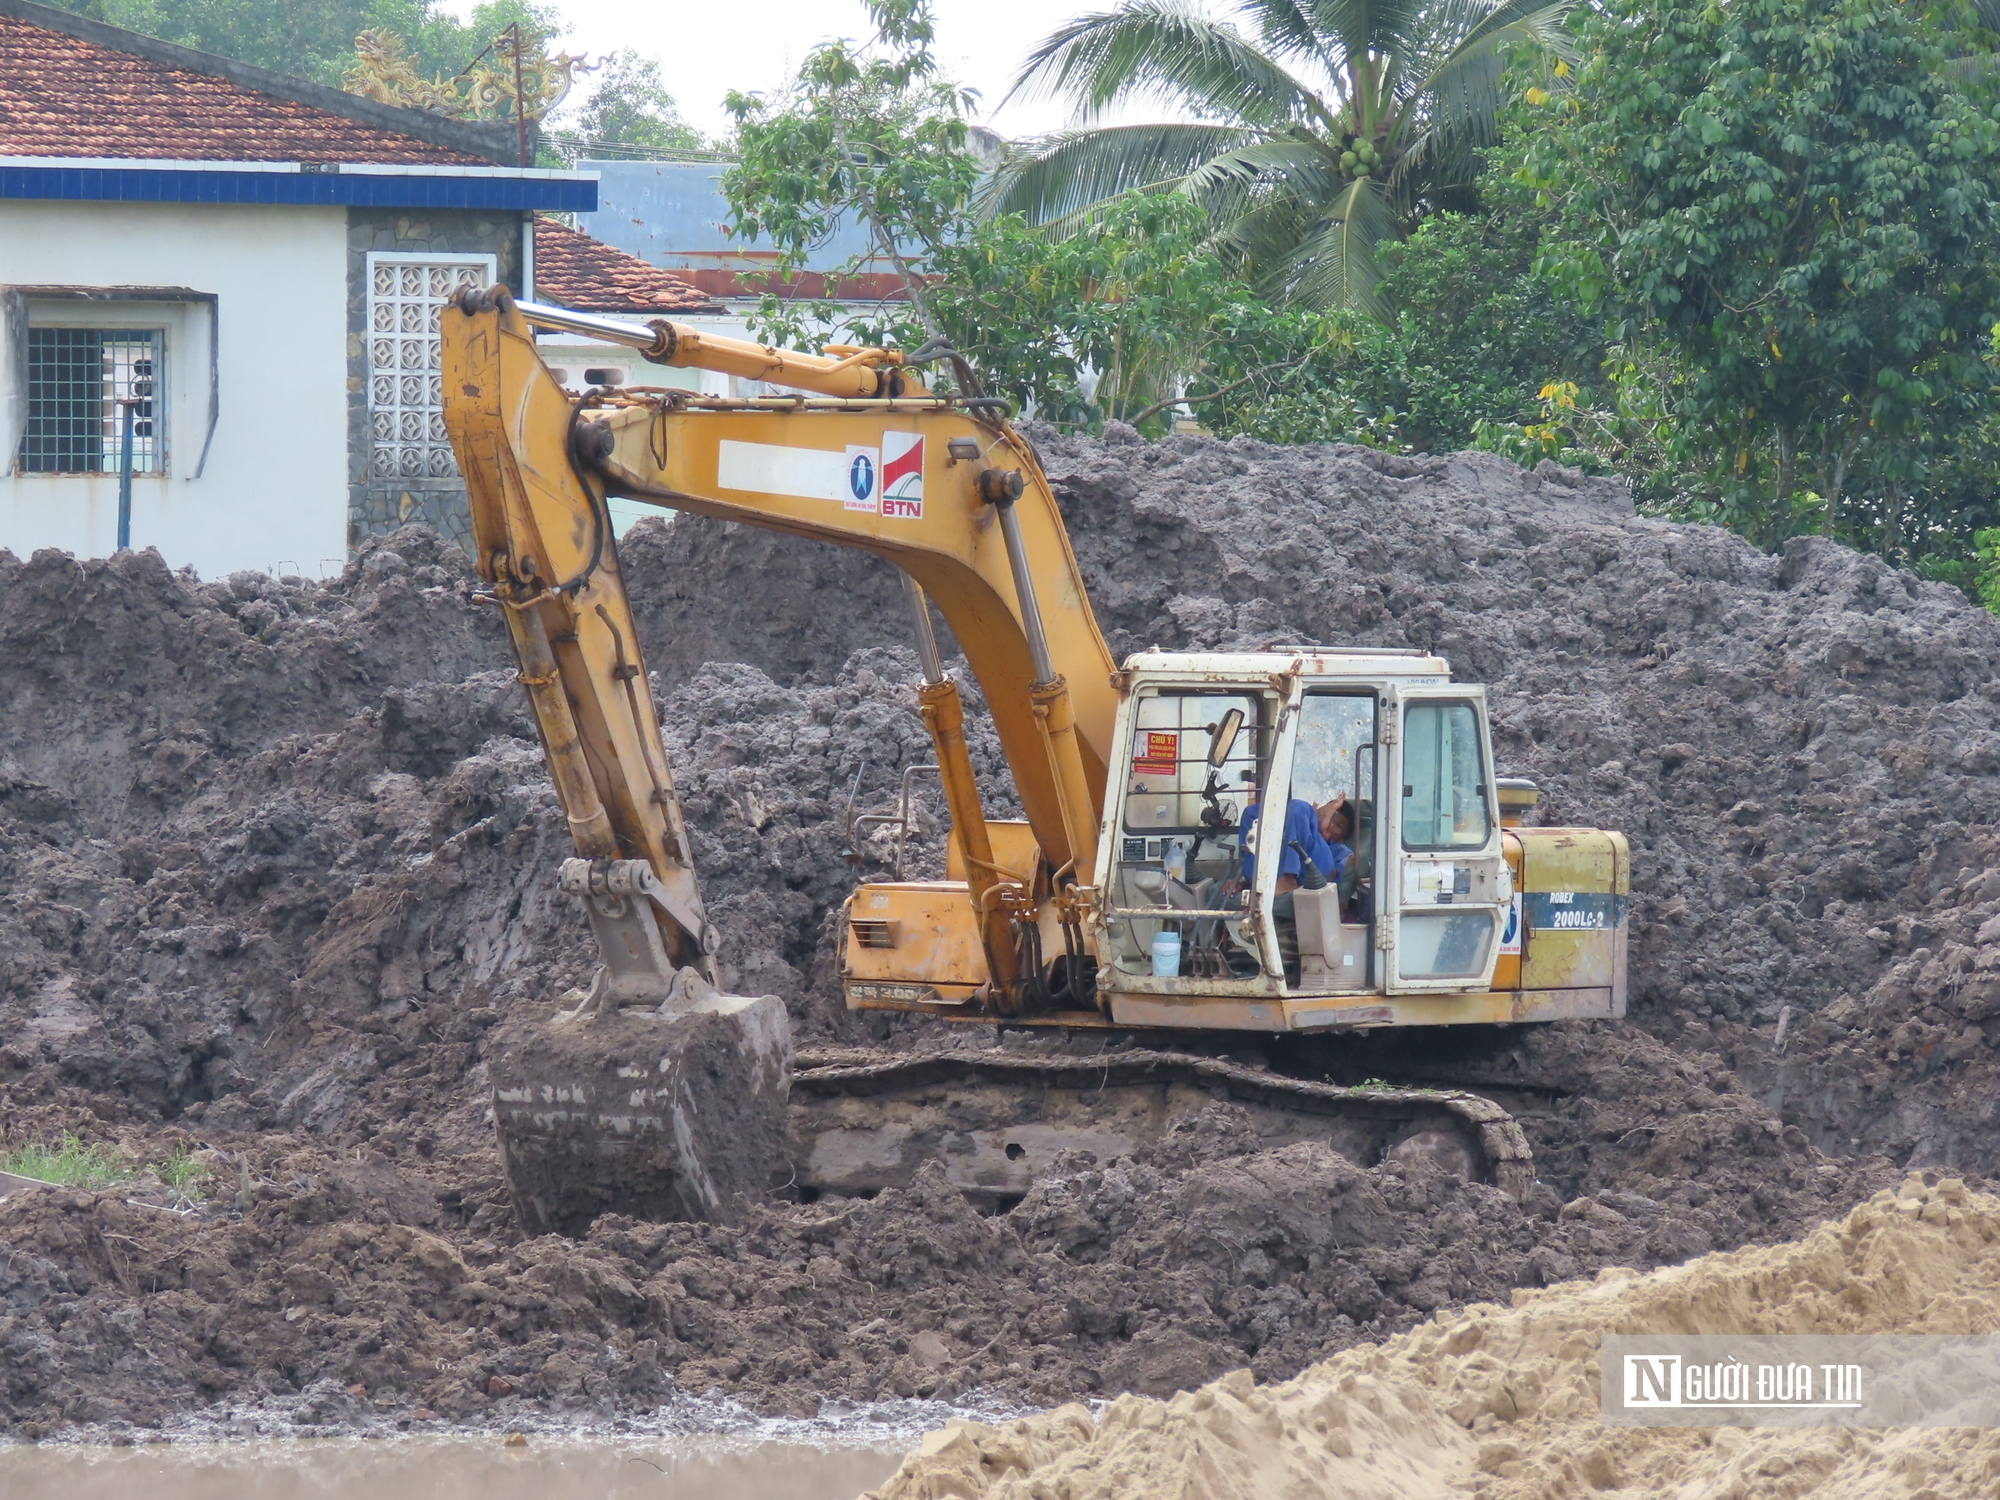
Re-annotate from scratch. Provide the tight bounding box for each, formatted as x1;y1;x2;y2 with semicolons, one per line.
533;217;722;315
0;8;493;165
668;264;915;303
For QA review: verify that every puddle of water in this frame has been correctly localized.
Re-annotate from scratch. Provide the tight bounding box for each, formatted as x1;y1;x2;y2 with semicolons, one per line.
0;1434;906;1500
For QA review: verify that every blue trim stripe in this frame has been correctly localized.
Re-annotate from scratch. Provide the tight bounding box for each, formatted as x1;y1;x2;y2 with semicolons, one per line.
0;165;596;211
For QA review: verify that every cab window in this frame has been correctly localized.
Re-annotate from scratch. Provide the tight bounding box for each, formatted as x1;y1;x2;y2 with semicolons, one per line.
1292;693;1375;808
1401;701;1491;849
1112;690;1269;976
1122;691;1263;836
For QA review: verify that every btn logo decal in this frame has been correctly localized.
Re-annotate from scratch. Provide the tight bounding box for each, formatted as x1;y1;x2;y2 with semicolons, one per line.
881;432;924;518
844;446;879;512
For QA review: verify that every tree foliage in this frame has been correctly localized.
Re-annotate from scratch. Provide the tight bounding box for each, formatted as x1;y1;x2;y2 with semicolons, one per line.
988;0;1577;313
1521;0;2000;553
720;0;1605;439
553;51;708;159
44;0;556;91
928;194;1274;425
721;0;1282;426
723;0;980;347
1171;203;1604;446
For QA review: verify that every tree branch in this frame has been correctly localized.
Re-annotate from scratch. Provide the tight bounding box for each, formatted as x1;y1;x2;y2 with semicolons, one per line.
1128;359;1301;427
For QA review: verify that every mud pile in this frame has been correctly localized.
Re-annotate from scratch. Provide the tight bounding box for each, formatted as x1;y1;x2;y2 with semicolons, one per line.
5;426;2000;1437
634;431;2000;1170
868;1174;2000;1499
0;1101;1876;1436
0;530;979;1141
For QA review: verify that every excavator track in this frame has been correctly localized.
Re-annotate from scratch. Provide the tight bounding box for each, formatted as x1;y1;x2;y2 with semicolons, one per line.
786;1048;1535;1207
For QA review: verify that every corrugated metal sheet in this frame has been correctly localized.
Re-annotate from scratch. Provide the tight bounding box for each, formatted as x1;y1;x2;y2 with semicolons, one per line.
576;159;879;272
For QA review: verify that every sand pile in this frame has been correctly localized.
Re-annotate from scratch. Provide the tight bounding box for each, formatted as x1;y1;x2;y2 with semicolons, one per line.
869;1174;2000;1499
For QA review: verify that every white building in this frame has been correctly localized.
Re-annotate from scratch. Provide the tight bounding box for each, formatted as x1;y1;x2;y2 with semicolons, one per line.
0;0;648;578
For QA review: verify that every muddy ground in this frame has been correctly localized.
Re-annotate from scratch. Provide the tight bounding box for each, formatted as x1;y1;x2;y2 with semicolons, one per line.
4;427;1994;1438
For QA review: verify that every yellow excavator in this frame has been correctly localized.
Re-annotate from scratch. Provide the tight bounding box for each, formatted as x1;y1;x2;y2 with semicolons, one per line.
441;288;1629;1235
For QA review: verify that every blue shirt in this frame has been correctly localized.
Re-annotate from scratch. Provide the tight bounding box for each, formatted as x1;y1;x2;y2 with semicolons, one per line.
1240;799;1351;885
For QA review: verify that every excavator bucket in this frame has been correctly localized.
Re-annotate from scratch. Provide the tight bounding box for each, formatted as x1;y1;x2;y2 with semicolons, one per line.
488;974;794;1237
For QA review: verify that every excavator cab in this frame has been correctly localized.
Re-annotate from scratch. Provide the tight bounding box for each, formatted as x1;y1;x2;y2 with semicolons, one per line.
1092;650;1513;1029
846;646;1623;1034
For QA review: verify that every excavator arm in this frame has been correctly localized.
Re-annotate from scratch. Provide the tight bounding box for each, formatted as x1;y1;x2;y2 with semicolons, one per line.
441;289;1586;1235
442;288;1118;1011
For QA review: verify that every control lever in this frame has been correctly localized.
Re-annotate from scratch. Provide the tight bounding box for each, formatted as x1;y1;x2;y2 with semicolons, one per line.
1287;841;1329;890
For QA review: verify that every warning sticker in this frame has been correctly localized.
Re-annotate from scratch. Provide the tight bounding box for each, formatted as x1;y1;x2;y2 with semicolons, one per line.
1133;730;1177;778
1402;862;1473;904
881;431;924;517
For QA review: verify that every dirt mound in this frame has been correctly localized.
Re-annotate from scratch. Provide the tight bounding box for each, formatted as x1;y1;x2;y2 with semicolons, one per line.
868;1174;2000;1499
638;428;2000;1170
7;424;2000;1437
0;532;977;1141
0;1097;1881;1440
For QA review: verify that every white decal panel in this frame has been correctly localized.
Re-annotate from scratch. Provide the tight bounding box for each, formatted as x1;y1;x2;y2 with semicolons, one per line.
1402;860;1476;904
717;440;861;505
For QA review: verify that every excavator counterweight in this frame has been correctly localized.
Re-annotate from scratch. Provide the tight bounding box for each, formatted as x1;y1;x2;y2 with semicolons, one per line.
440;287;1630;1235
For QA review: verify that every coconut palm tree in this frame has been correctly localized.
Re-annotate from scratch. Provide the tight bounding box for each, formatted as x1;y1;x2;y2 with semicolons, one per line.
990;0;1574;314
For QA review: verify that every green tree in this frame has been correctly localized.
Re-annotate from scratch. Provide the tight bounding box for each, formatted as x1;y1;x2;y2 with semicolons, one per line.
553;50;708;159
724;0;1289;429
927;193;1270;426
723;0;979;349
1146;187;1607;451
42;0;567;93
1522;0;2000;550
43;0;417;83
988;0;1576;314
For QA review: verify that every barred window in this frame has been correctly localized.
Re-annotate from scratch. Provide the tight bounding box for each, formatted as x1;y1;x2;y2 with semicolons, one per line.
18;327;162;474
366;255;492;488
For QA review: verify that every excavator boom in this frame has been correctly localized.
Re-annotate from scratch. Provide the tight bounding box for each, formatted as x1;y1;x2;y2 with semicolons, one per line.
440;288;1630;1233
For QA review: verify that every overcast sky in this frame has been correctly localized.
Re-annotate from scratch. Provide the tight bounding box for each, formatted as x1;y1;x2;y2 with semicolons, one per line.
441;0;1168;142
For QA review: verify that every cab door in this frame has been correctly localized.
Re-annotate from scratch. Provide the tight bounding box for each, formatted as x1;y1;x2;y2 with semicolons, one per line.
1381;685;1510;993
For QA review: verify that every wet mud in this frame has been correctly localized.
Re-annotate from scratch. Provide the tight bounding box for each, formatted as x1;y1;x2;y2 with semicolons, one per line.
4;427;1995;1437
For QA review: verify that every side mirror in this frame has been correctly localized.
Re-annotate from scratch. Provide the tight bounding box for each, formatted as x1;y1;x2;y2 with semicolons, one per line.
1206;707;1245;767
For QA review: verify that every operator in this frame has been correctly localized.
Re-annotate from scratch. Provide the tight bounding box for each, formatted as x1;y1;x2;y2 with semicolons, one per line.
1240;791;1353;894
